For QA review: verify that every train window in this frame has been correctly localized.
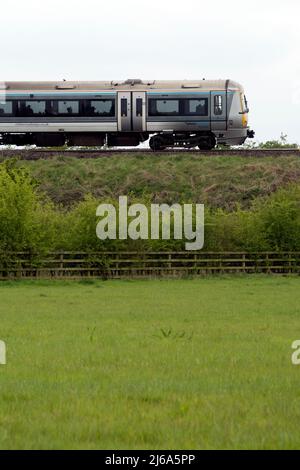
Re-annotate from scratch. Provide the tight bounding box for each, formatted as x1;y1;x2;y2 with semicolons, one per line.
45;101;58;116
243;95;249;112
0;101;13;116
136;98;143;117
18;100;47;117
58;101;79;115
121;99;127;117
148;99;179;116
184;99;208;116
214;95;223;115
84;100;115;117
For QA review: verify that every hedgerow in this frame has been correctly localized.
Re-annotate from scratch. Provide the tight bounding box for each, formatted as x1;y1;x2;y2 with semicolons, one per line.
0;161;299;258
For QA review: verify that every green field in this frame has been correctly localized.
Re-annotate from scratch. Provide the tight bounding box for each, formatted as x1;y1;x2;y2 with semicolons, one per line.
0;276;300;450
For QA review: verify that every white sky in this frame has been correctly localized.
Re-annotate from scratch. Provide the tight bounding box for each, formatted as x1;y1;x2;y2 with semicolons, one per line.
1;0;300;142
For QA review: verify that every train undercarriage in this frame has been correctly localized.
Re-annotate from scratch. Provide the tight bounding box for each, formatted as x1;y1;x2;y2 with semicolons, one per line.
0;132;148;148
0;131;217;150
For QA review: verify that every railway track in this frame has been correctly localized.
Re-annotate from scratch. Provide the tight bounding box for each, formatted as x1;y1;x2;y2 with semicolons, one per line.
0;148;299;160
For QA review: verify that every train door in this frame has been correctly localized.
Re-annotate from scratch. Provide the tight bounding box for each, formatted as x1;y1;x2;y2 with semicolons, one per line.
118;92;132;131
117;92;146;132
210;91;226;130
132;91;146;132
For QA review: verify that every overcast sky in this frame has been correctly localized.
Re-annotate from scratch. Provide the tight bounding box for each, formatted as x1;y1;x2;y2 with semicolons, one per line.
1;0;300;143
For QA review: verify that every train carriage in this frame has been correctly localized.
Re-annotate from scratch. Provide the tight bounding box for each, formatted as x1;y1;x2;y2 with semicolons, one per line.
0;79;254;150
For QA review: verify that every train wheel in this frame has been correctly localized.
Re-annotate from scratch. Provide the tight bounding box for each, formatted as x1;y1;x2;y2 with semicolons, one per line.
198;135;216;151
149;135;167;151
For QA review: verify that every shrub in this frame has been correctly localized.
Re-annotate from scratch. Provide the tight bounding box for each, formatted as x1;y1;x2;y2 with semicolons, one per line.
0;160;299;255
0;161;58;256
252;185;300;251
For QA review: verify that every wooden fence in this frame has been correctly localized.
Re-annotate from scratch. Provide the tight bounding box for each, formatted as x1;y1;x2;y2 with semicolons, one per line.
0;252;300;279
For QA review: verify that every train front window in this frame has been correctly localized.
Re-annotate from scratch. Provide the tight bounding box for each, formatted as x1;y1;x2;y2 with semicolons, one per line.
214;95;223;115
149;99;179;116
58;101;79;115
0;101;13;116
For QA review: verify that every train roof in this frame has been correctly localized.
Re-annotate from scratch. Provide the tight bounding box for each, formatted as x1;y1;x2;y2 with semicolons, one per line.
1;79;244;93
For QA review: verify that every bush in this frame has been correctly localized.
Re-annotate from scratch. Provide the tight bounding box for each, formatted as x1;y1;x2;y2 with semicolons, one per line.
257;133;298;149
0;160;299;254
61;194;186;252
252;186;300;251
0;160;58;255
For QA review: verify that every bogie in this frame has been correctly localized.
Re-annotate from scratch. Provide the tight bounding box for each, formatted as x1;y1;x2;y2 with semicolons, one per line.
149;133;216;151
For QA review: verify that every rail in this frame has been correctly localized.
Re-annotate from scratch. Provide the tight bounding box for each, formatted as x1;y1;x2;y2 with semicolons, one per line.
0;148;300;160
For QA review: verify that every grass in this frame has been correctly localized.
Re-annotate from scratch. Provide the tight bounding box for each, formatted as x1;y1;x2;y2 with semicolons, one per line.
13;154;300;209
0;276;300;449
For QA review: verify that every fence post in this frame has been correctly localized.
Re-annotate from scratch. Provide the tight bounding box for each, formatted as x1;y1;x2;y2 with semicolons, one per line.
266;253;270;274
219;254;223;274
243;253;246;273
142;252;146;277
115;252;119;278
167;253;171;276
60;252;64;278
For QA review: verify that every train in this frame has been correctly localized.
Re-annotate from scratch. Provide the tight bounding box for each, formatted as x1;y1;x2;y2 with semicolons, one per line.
0;79;254;150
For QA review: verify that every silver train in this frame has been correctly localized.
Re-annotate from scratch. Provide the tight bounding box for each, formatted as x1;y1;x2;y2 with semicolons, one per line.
0;79;254;150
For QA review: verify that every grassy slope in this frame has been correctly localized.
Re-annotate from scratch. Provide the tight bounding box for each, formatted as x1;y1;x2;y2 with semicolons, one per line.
18;153;300;209
0;276;300;449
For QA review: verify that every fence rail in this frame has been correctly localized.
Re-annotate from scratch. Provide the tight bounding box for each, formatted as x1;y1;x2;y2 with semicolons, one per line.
0;252;300;279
